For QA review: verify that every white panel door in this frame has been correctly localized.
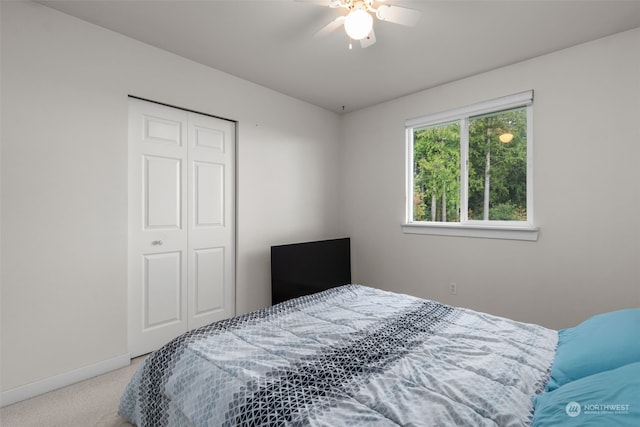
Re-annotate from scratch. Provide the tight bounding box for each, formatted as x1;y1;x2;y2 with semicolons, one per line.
187;111;235;330
128;98;235;357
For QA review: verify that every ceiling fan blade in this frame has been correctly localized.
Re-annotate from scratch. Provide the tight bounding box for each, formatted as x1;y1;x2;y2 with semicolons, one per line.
375;4;421;26
314;16;345;37
360;28;376;48
294;0;341;7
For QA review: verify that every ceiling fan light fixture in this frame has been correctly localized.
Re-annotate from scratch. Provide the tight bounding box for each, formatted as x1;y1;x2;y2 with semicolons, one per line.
344;8;373;40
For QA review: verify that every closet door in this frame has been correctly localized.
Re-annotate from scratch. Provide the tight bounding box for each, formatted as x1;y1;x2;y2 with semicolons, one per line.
186;111;235;330
128;98;235;357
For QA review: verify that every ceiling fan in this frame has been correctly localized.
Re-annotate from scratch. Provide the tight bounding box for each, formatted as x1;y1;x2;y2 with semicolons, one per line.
310;0;421;49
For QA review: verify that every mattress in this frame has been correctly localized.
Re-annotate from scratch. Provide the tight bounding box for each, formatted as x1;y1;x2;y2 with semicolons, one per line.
119;284;557;426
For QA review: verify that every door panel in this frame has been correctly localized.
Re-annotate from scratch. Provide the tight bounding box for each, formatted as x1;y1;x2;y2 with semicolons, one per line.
144;155;182;229
143;115;182;146
187;110;235;330
193;125;225;152
129;99;189;357
194;161;224;227
144;251;183;328
193;247;225;316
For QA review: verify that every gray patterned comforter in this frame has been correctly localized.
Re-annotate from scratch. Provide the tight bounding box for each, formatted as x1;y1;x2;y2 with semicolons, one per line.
119;285;557;426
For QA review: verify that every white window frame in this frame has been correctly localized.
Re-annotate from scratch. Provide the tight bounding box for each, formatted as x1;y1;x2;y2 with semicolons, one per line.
403;91;539;241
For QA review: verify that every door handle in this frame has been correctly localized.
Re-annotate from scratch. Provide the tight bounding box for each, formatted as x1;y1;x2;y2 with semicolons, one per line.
151;240;163;246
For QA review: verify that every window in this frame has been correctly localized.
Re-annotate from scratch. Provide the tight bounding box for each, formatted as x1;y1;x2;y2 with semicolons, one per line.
403;91;538;241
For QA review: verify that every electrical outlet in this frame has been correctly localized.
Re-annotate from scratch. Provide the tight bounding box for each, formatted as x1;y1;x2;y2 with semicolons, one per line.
449;282;457;295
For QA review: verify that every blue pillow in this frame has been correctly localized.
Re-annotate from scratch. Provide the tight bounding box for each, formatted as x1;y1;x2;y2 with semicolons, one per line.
532;362;640;427
546;308;640;391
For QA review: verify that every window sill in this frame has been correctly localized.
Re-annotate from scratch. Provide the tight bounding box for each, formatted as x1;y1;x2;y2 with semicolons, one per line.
401;222;539;241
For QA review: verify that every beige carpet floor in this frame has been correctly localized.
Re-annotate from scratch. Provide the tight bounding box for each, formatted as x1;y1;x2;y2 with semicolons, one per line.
0;356;145;427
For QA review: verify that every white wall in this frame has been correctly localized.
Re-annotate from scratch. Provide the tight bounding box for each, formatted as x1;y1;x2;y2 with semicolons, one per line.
340;27;640;330
1;1;341;396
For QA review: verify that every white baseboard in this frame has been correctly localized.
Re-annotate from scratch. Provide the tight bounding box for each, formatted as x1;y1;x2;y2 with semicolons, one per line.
0;353;131;408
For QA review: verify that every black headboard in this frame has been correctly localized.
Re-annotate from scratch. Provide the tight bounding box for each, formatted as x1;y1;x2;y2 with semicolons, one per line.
271;237;351;305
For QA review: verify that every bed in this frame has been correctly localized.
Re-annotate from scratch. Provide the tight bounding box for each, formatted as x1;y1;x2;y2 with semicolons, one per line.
119;242;640;426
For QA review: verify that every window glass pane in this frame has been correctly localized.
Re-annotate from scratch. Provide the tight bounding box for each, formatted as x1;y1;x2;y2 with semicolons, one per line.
413;122;461;222
468;107;527;221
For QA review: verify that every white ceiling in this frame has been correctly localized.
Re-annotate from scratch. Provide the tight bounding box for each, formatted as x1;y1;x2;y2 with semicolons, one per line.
38;0;640;113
